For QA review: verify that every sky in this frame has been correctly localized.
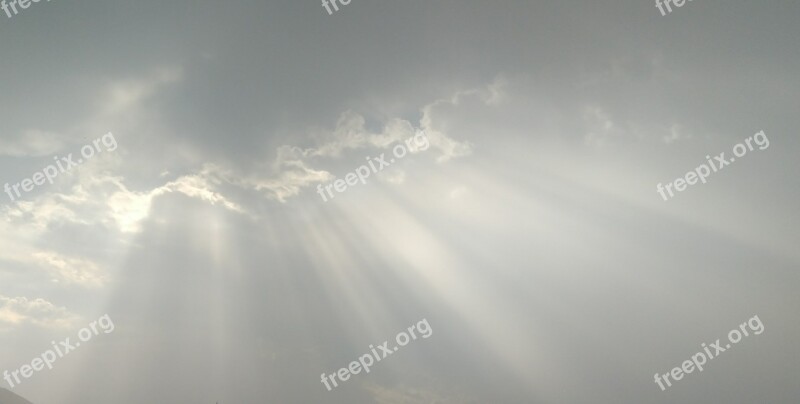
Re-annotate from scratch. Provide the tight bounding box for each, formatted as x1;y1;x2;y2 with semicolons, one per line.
0;0;798;403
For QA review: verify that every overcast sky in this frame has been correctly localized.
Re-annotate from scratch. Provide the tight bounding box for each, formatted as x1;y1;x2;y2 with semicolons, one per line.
0;0;798;403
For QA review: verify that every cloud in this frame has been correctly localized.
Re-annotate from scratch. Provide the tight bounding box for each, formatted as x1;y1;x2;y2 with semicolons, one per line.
0;296;79;330
3;166;244;235
239;85;484;201
582;105;694;146
249;158;335;203
31;252;108;288
0;129;67;157
107;85;483;205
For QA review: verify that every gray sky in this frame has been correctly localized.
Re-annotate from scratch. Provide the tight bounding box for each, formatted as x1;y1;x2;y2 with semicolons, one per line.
0;0;798;403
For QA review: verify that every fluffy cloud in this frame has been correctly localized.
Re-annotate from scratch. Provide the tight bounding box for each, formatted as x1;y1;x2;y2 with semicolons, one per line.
0;296;78;330
31;252;108;288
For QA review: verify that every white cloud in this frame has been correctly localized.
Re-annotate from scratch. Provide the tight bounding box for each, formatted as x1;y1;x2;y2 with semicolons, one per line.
242;86;483;200
32;252;108;288
0;296;79;330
